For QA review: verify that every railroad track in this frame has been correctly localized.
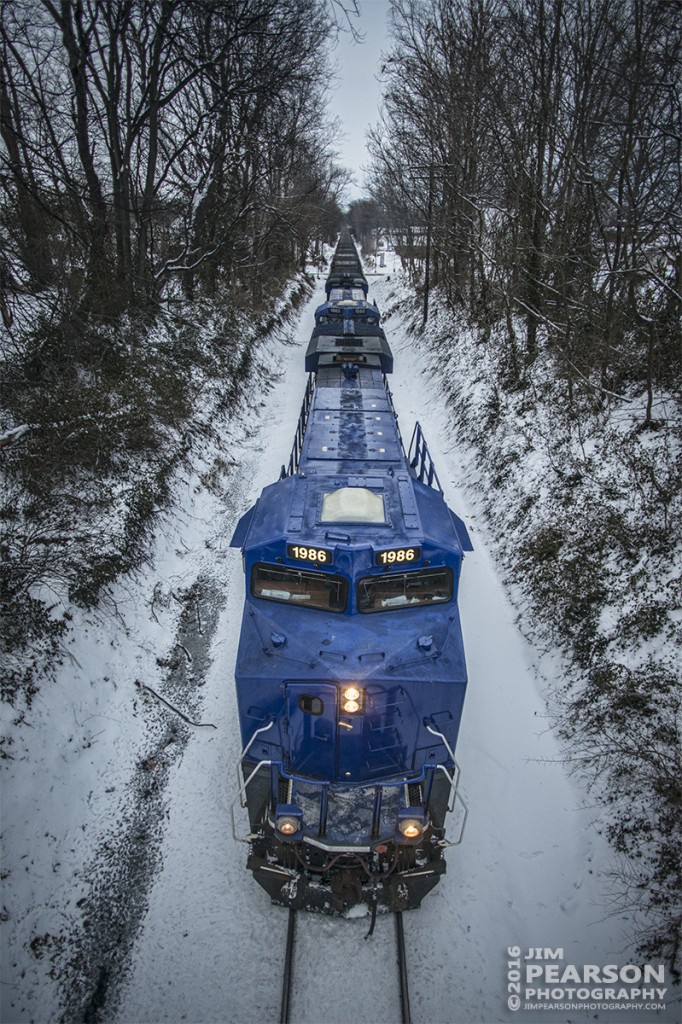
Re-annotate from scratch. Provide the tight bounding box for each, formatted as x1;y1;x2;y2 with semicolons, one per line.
280;909;411;1024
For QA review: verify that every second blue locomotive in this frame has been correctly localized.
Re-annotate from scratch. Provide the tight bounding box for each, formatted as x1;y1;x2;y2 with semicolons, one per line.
230;231;472;915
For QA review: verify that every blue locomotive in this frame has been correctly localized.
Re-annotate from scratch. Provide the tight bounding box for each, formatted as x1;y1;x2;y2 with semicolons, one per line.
230;231;472;916
313;292;381;329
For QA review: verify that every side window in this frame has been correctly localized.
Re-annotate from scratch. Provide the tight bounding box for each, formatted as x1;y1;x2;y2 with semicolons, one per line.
298;695;324;715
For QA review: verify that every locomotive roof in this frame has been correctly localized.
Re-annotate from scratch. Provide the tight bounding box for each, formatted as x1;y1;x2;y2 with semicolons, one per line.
234;467;467;559
304;330;392;375
314;296;380;313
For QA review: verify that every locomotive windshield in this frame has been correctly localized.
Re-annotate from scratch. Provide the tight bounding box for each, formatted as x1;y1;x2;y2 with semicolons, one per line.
329;287;366;301
252;564;348;612
357;567;453;612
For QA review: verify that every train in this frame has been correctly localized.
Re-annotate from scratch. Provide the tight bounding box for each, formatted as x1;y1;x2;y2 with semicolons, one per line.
230;230;472;917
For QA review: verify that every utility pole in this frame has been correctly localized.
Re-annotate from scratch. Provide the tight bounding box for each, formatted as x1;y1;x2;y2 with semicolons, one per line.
422;161;434;327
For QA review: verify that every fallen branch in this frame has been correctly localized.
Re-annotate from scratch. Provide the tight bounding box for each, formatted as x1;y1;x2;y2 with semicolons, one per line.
0;424;30;448
134;679;216;729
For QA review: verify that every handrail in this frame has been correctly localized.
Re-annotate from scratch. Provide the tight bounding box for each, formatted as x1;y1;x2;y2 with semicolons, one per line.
231;759;273;843
236;720;275;805
384;377;406;457
426;723;468;845
434;764;468;846
426;722;456;765
407;422;443;493
280;374;315;478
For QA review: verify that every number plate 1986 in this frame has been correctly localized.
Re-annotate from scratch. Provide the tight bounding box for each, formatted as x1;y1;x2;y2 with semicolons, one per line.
375;546;421;566
287;544;332;564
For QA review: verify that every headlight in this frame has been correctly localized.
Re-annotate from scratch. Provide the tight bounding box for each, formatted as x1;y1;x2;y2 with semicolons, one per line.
341;686;365;713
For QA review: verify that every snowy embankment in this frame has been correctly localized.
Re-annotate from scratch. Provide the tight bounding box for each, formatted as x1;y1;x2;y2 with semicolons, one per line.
2;260;680;1024
1;293;309;1022
381;264;681;977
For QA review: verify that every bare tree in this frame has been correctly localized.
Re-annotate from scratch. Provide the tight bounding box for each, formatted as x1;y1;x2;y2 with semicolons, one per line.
369;0;681;403
1;0;348;322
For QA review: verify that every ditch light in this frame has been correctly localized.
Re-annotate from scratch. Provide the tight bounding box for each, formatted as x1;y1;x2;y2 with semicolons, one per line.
397;807;427;843
274;804;303;841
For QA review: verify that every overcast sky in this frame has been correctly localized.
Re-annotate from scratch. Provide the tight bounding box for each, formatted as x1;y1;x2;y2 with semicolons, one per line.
325;0;391;201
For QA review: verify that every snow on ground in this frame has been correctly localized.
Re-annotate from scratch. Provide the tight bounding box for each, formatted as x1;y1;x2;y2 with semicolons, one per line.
2;261;679;1024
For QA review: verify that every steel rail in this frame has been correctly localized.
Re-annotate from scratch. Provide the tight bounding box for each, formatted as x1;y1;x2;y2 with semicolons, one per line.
395;911;412;1024
280;909;297;1024
278;907;410;1023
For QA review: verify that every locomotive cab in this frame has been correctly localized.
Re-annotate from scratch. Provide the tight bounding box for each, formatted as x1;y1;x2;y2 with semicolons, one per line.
314;296;381;328
231;469;471;914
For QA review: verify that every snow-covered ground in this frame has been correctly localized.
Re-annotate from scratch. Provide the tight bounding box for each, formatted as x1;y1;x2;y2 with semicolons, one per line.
2;259;679;1024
